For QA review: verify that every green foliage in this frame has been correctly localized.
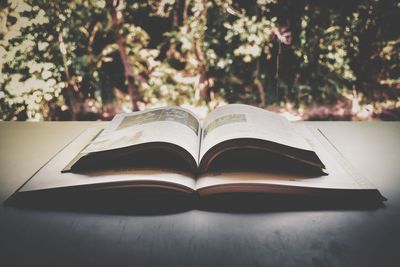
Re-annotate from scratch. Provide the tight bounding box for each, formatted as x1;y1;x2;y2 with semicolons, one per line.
0;0;399;120
294;4;358;103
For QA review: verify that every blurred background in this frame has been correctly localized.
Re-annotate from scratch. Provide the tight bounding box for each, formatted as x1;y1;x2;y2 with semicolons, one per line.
0;0;399;121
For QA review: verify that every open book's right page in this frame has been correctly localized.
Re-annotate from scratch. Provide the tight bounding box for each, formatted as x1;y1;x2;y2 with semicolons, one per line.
196;119;377;194
199;104;312;160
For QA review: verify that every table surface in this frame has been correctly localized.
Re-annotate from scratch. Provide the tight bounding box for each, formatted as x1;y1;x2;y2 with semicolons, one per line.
0;121;399;267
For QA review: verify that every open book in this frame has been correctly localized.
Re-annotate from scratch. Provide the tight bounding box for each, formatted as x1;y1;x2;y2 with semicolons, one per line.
63;104;325;174
16;104;384;201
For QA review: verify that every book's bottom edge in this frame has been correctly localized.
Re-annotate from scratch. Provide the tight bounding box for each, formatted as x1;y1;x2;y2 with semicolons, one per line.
6;185;385;215
197;184;386;201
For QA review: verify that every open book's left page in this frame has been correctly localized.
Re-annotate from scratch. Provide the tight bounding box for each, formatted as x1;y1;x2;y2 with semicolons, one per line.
64;107;202;172
20;126;197;194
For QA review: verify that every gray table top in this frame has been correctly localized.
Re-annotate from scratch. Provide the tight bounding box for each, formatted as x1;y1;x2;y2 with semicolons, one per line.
0;121;399;267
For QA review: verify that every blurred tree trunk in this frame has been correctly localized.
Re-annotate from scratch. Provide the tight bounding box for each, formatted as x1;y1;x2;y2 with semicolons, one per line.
107;0;139;111
192;0;209;102
183;0;189;24
254;5;266;108
51;0;79;120
255;58;266;108
173;0;180;27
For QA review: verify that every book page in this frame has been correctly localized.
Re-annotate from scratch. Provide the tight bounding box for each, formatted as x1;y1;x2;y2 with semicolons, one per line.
200;104;311;159
82;107;201;164
20;126;196;193
196;125;376;192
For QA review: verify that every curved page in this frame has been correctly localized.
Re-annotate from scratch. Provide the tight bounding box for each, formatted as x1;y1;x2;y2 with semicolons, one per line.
20;126;196;193
200;104;312;160
196;125;376;194
83;107;201;165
